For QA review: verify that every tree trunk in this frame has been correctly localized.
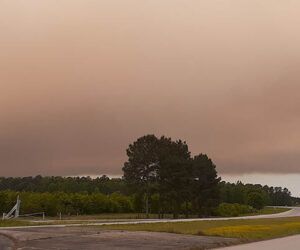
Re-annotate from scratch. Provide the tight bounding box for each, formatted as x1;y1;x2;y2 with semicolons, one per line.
185;201;189;219
173;202;179;219
198;200;202;218
146;192;149;219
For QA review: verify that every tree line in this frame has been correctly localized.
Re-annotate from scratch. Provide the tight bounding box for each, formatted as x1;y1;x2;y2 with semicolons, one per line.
0;176;296;208
0;135;299;218
219;181;299;208
0;190;134;216
0;175;128;195
0;185;298;217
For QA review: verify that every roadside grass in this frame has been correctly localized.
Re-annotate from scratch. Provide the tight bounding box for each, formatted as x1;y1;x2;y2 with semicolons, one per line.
0;220;34;227
95;216;300;240
18;213;180;221
18;207;289;221
0;207;291;228
54;213;191;220
0;219;126;227
243;207;289;216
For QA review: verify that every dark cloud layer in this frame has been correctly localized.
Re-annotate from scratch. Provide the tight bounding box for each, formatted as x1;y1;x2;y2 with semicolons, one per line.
1;0;300;176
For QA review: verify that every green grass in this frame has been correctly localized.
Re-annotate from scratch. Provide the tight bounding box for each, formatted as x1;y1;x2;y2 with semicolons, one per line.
57;213;196;220
18;207;289;221
59;213;160;220
0;207;291;229
23;213;200;221
0;220;34;227
17;213;174;221
95;216;300;240
243;207;290;216
0;219;125;227
16;213;165;222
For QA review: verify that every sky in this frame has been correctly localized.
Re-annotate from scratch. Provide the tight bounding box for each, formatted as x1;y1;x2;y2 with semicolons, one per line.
1;1;300;195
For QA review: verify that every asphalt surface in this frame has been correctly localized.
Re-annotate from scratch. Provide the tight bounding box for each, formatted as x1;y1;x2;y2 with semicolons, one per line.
0;235;13;250
219;234;300;250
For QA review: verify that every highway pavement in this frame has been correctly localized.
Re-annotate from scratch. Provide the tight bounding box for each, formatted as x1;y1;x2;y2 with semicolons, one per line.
219;234;300;250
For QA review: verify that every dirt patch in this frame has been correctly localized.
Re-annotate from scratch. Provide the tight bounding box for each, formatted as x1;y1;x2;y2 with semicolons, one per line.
0;226;239;250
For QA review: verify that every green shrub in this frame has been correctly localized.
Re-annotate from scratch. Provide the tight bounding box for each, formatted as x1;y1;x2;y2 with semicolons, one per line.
246;192;264;210
215;203;252;217
0;191;134;216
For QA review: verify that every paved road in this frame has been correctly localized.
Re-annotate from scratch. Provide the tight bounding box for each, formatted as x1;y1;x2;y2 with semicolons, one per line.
0;234;13;250
219;234;300;250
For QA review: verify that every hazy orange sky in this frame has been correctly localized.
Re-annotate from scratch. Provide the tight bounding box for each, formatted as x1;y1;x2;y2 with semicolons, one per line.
1;1;300;180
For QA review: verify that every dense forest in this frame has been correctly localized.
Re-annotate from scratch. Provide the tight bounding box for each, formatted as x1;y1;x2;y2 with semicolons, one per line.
1;135;299;218
0;176;297;206
0;176;298;217
0;175;127;195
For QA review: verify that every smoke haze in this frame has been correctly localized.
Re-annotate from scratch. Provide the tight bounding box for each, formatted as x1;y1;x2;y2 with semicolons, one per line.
1;0;300;176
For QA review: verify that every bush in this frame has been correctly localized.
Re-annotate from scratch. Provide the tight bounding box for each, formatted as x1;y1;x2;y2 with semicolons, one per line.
246;192;264;210
215;203;252;217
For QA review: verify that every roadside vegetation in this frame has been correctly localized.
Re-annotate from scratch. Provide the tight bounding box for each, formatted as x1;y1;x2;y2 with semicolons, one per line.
214;204;289;217
0;190;292;219
96;216;300;240
17;207;289;222
0;207;290;228
0;219;122;227
0;220;33;227
0;135;299;219
48;213;194;220
0;207;290;227
245;207;290;215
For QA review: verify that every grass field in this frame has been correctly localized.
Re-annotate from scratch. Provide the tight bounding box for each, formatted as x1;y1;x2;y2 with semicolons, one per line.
96;216;300;240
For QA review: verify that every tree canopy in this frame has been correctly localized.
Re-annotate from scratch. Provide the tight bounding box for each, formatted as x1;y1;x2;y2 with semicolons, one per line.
122;135;220;218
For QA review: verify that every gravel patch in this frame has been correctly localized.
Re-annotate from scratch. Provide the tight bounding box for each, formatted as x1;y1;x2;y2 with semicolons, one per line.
1;226;239;250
